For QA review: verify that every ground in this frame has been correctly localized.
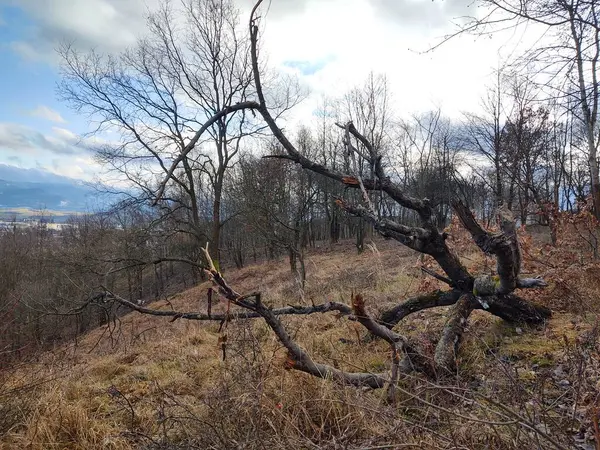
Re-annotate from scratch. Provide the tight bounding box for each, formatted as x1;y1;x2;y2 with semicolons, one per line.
1;229;599;449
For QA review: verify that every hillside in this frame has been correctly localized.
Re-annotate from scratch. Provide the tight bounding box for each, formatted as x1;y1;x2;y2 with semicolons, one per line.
0;164;110;212
1;233;600;449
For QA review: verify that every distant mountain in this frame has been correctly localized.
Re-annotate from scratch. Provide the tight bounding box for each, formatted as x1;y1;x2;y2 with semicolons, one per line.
0;164;76;185
0;165;103;211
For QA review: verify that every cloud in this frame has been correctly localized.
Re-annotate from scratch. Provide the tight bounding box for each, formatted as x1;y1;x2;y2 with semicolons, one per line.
0;126;105;181
283;56;336;76
237;0;334;18
239;0;472;26
8;41;47;62
370;0;474;28
29;105;67;123
3;0;512;151
0;123;85;155
49;155;98;179
51;126;77;140
5;0;160;63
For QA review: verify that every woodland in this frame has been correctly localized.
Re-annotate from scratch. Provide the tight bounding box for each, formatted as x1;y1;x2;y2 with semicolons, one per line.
2;0;600;448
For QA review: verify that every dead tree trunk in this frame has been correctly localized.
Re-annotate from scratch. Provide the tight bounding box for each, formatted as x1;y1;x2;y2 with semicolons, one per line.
434;294;476;373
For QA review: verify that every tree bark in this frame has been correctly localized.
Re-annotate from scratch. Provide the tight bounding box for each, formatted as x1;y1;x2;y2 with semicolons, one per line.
568;6;600;219
379;290;462;328
210;170;223;271
483;294;551;324
434;294;476;373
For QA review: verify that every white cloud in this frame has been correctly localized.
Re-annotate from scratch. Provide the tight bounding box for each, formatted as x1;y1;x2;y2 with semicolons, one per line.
0;123;80;155
52;127;77;140
0;121;126;182
5;0;544;154
9;41;50;63
30;105;67;123
254;0;501;121
6;0;502;120
5;0;159;63
370;0;473;28
47;155;101;180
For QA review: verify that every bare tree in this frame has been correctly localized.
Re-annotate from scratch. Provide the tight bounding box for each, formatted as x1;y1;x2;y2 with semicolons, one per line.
399;110;462;227
59;0;258;269
236;135;318;291
458;0;600;218
462;69;509;209
337;73;392;253
314;98;345;245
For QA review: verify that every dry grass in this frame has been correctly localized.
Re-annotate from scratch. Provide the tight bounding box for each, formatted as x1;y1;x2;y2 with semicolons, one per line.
2;235;600;449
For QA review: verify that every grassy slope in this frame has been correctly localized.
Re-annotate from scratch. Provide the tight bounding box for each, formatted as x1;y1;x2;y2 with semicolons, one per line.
2;234;599;449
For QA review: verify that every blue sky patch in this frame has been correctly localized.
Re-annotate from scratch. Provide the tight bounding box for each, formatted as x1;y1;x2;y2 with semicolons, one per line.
282;55;336;76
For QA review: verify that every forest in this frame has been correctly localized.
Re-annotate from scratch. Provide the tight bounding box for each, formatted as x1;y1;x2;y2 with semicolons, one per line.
2;0;600;448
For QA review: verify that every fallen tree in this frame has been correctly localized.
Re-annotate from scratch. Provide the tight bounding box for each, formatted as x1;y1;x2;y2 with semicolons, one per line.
95;0;551;392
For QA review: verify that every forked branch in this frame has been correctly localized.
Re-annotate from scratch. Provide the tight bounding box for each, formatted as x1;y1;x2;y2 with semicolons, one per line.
453;201;547;295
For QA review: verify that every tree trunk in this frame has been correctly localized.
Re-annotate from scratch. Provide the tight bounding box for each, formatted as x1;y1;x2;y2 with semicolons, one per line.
127;270;133;301
329;200;340;244
356;218;365;254
289;247;297;274
494;157;503;208
569;8;600;219
434;294;476;373
210;176;223;271
137;268;143;301
298;249;306;290
589;154;600;219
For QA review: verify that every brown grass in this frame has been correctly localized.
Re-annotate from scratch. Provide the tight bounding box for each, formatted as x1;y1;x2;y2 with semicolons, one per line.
2;235;600;449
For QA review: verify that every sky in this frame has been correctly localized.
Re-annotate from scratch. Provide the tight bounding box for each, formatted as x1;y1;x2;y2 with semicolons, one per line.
0;0;532;183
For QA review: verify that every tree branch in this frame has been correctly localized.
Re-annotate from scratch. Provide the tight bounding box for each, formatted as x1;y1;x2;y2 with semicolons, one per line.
453;201;532;294
434;294;477;373
421;266;455;287
97;290;354;322
379;290;463;329
154;100;261;203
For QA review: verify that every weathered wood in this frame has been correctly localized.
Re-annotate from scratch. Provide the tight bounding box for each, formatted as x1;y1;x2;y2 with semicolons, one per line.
379;290;463;328
258;300;387;389
133;1;556;389
352;293;435;376
434;294;477;373
340;202;473;288
483;294;551;324
101;291;355;322
453;202;529;295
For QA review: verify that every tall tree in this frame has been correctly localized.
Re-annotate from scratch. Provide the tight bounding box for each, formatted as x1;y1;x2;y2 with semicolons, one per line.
59;0;256;269
338;72;392;252
462;70;509;209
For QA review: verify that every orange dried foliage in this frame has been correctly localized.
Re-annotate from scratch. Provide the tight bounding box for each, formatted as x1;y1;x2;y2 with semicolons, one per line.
441;203;600;313
443;216;481;255
416;276;437;293
519;199;600;312
351;293;366;316
284;352;296;371
342;176;359;186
